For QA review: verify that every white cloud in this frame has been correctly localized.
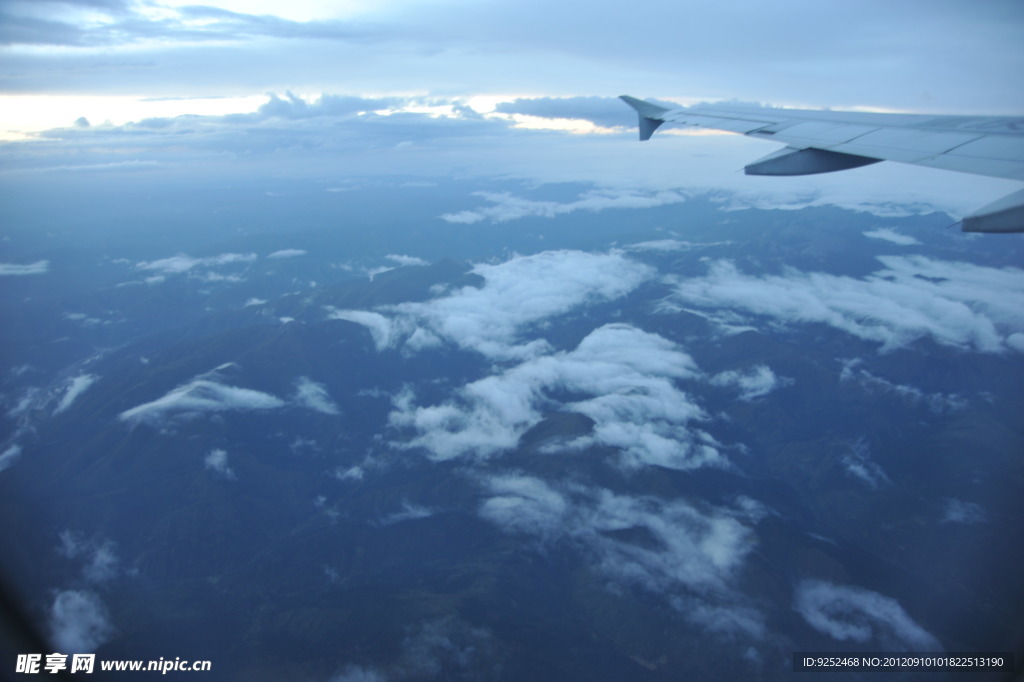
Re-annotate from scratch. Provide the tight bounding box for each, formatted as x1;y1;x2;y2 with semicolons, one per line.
840;438;890;489
940;498;986;524
673;256;1024;353
6;386;41;418
54;374;98;415
267;248;307;258
794;580;941;651
327;309;397;351
367;266;394;281
624;239;733;252
0;444;23;473
839;359;965;412
49;590;114;653
440;188;687;224
480;476;758;626
293;376;340;415
391;324;722;470
119;369;285;424
335;465;364;482
863;228;920;245
204;448;236;480
386;254;428;267
377;502;433;526
244;297;266;307
479;475;569;541
0;260;49;275
387;250;656;360
135;252;257;274
710;365;790;401
58;531;120;583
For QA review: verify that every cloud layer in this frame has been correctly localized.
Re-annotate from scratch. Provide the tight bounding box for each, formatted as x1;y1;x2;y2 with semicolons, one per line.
204;448;236;480
135;252;256;274
673;256;1024;353
390;324;722;470
4;0;1021;117
119;364;286;424
0;260;49;275
480;475;762;634
293;376;340;415
54;374;98;415
49;590;114;653
387;250;655;360
795;580;940;651
440;189;688;224
710;365;790;401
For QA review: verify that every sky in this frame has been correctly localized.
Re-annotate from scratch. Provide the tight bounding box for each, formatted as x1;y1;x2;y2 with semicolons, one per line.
1;0;1022;226
2;0;1023;135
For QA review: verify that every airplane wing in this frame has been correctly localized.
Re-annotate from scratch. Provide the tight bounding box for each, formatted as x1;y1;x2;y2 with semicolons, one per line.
620;95;1024;233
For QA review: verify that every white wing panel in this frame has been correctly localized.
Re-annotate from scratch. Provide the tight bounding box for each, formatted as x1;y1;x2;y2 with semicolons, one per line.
949;136;1024;162
767;121;879;146
826;142;937;164
662;112;770;134
840;128;983;154
913;154;1024;181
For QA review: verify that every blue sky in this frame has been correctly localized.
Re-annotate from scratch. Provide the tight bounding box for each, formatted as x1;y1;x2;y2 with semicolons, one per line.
1;0;1022;221
3;0;1023;129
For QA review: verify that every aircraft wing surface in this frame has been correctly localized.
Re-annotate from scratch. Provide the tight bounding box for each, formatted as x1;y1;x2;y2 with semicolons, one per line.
620;95;1024;233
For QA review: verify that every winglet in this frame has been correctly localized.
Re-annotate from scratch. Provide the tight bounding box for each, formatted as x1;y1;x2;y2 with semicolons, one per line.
620;95;670;141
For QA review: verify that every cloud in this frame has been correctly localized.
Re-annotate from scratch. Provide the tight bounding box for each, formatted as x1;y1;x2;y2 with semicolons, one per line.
480;475;759;631
673;256;1024;353
385;254;428;267
54;374;98;415
4;0;1020;119
49;590;114;653
391;324;724;470
386;250;656;360
335;465;364;482
494;96;634;129
330;617;496;681
376;502;433;526
440;188;687;224
204;448;236;480
840;438;890;489
710;365;790;401
327;309;396;351
940;498;986;524
58;531;120;583
0;260;49;275
0;1;370;49
839;359;965;412
293;376;340;415
254;93;405;120
119;368;285;424
794;580;941;651
0;444;23;473
863;228;920;245
6;386;40;418
135;252;256;275
478;475;569;541
624;239;733;253
267;248;306;258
